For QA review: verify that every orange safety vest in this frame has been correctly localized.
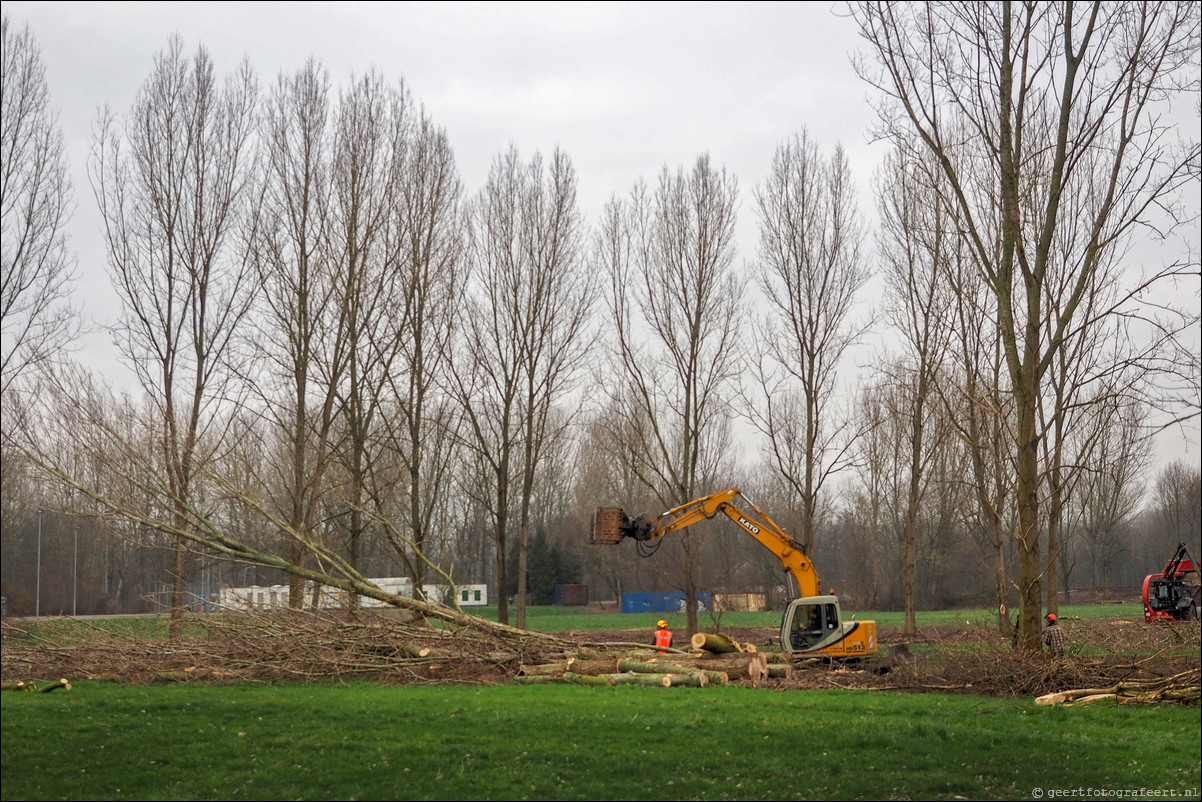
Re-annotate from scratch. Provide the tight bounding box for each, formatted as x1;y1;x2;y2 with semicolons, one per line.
654;628;673;652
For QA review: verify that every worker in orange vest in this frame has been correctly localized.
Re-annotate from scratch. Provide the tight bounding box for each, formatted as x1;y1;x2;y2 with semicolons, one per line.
654;619;673;653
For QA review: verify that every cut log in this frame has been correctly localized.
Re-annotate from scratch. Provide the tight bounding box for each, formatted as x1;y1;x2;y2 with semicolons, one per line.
1073;693;1118;705
689;652;768;680
1034;670;1201;706
764;662;792;679
663;672;707;687
564;657;621;676
604;672;676;687
41;678;71;693
690;632;743;654
1;681;32;692
517;663;567;677
607;672;706;688
617;658;728;685
400;643;433;658
512;675;567;684
562;672;614;686
748;652;768;682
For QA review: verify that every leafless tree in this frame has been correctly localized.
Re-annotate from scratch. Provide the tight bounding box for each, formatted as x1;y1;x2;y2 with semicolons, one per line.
324;71;408;594
1069;395;1151;592
89;37;258;636
5;361;508;629
375;110;465;602
852;1;1200;647
251;68;463;608
842;380;893;609
453;146;592;627
597;154;741;634
1;15;78;396
748;130;870;561
944;232;1018;632
247;57;343;607
850;366;974;612
1152;460;1201;551
874;146;958;636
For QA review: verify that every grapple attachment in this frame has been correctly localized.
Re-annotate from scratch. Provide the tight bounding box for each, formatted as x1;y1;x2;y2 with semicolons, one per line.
590;507;626;545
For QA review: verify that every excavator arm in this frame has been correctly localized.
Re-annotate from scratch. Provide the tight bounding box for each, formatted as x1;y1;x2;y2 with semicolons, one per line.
597;488;821;598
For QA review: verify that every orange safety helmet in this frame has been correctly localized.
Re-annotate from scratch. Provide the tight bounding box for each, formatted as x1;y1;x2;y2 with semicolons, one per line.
657;619;668;629
1046;613;1057;622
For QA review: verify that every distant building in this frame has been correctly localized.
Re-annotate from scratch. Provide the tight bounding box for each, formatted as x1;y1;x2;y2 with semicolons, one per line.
218;577;487;610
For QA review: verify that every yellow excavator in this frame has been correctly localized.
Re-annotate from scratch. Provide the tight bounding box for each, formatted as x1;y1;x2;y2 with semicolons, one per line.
592;488;878;659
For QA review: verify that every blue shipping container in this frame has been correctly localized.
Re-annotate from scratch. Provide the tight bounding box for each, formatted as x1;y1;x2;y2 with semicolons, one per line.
620;591;713;614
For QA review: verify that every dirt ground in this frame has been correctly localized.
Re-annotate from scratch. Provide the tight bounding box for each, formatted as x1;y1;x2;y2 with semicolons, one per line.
2;613;1197;700
564;618;1201;698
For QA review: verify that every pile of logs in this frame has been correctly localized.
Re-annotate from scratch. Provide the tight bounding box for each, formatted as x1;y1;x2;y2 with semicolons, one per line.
516;631;795;686
1034;668;1200;706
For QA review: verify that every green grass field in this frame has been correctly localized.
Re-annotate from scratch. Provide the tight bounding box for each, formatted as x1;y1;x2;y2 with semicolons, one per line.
2;681;1198;801
3;603;1196;801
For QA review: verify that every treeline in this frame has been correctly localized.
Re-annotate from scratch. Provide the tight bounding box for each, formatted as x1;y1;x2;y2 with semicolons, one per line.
2;6;1198;644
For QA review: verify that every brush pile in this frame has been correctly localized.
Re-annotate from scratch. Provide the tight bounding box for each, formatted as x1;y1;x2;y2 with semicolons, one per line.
2;613;1197;704
0;610;586;685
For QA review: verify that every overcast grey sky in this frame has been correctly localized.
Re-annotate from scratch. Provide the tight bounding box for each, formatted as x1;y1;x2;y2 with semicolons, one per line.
5;1;1197;467
5;1;880;270
5;0;886;379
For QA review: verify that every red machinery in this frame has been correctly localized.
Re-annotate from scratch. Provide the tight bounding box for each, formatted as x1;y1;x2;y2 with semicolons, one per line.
1142;542;1200;624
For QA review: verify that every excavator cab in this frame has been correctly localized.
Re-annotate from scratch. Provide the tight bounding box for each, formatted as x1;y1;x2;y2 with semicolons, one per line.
780;596;876;658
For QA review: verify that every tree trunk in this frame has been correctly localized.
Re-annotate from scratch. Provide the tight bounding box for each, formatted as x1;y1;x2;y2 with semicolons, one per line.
690;632;743;653
1016;385;1043;650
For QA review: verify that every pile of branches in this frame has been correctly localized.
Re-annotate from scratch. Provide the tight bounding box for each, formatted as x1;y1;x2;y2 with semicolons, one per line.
0;610;602;686
774;619;1201;702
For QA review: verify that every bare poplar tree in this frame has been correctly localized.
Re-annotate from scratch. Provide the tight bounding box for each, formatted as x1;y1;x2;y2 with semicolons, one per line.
922;161;1017;633
1;15;78;395
842;380;893;608
851;367;968;611
248;58;343;607
597;154;741;635
325;71;407;592
376;110;465;602
90;36;258;636
852;1;1200;647
948;264;1017;633
453;146;592;628
875;146;958;637
749;130;870;562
